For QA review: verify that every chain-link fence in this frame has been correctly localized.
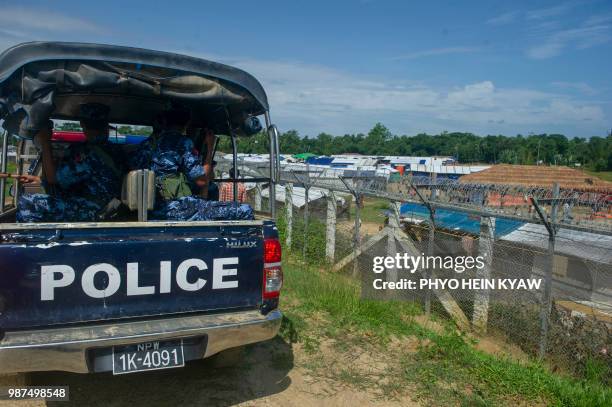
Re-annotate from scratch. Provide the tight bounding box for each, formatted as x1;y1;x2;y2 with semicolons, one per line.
224;158;611;384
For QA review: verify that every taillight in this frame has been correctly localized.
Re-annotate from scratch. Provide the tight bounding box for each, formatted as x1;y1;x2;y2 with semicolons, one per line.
263;238;282;299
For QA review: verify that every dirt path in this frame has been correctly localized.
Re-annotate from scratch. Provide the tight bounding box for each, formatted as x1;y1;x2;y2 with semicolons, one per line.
0;337;420;407
0;318;533;407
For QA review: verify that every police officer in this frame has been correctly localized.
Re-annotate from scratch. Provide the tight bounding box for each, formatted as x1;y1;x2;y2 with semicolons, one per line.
133;105;252;221
16;103;123;222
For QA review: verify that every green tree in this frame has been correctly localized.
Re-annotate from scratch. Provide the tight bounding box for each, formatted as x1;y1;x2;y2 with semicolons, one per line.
209;122;609;171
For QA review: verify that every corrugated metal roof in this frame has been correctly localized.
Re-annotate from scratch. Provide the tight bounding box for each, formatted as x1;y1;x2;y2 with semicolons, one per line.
501;223;612;264
460;164;612;193
261;185;346;208
400;202;612;264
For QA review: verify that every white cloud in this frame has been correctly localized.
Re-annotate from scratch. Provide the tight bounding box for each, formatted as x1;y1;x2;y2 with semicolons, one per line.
487;4;575;26
551;81;597;95
486;5;611;60
390;46;480;60
584;14;612;26
0;6;103;34
0;10;604;138
526;3;574;20
179;52;605;136
527;41;564;59
486;11;519;25
0;7;107;54
527;24;611;59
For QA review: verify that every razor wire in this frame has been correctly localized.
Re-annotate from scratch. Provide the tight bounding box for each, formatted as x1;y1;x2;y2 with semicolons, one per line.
284;168;612;234
277;192;611;383
227;157;611;236
232;159;611;382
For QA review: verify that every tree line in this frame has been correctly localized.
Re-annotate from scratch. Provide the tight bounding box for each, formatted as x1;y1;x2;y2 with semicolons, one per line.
222;123;612;171
54;122;612;171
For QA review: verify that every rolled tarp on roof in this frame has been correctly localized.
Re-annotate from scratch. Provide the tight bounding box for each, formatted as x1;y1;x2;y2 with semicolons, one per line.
0;42;269;138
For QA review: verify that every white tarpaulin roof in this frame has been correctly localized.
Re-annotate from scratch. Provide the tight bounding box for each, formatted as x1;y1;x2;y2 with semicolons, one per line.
501;223;612;264
261;184;347;209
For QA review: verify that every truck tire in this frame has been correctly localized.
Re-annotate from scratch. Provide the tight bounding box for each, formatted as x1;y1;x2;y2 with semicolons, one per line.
210;346;245;368
0;373;30;386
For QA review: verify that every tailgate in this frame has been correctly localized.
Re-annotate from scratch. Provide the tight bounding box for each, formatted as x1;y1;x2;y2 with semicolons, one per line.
0;222;265;330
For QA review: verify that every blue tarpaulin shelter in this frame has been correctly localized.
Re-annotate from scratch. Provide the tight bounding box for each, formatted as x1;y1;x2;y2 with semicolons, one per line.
400;202;524;237
306;156;333;165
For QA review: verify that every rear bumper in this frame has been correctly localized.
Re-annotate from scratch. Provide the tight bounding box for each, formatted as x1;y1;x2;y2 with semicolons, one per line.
0;309;282;374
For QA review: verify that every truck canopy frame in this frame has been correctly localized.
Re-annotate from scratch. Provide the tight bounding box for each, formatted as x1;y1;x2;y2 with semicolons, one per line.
0;42;280;219
0;41;269;138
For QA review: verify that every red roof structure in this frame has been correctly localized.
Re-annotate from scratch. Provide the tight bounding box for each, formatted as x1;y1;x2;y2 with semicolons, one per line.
460;164;612;193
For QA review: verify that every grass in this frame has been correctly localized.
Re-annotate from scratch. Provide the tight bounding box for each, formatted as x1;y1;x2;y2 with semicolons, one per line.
279;257;612;406
404;332;612;406
355;197;390;224
583;170;612;182
276;212;354;266
281;258;424;341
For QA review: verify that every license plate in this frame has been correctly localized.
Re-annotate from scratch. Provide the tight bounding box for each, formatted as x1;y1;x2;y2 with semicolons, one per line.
112;339;184;375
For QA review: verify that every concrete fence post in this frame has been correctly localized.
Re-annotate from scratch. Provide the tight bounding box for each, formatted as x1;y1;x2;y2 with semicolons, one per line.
425;216;435;316
386;201;402;283
285;183;293;250
325;190;337;263
408;174;436;316
303;185;310;260
425;172;438;315
538;183;559;359
473;216;495;333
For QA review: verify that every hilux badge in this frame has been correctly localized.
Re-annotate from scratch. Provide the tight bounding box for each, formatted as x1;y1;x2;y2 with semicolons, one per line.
226;241;257;249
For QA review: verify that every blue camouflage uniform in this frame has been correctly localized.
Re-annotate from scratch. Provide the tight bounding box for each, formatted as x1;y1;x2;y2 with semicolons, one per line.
131;129;253;221
160;197;254;221
128;129;205;192
17;143;122;223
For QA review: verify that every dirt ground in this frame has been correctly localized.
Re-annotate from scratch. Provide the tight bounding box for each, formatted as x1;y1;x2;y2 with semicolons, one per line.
0;315;536;407
0;336;420;407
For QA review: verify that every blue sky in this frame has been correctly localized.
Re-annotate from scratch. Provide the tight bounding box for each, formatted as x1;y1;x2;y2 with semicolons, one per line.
0;0;610;137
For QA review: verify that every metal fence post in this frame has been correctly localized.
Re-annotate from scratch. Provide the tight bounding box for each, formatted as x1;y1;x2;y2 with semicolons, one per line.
538;183;559;359
254;183;262;211
473;216;495;333
285;183;293;250
0;131;8;213
430;172;437;200
326;190;337;263
353;193;361;278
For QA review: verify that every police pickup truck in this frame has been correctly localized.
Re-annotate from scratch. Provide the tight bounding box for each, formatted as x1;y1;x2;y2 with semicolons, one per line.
0;42;282;376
